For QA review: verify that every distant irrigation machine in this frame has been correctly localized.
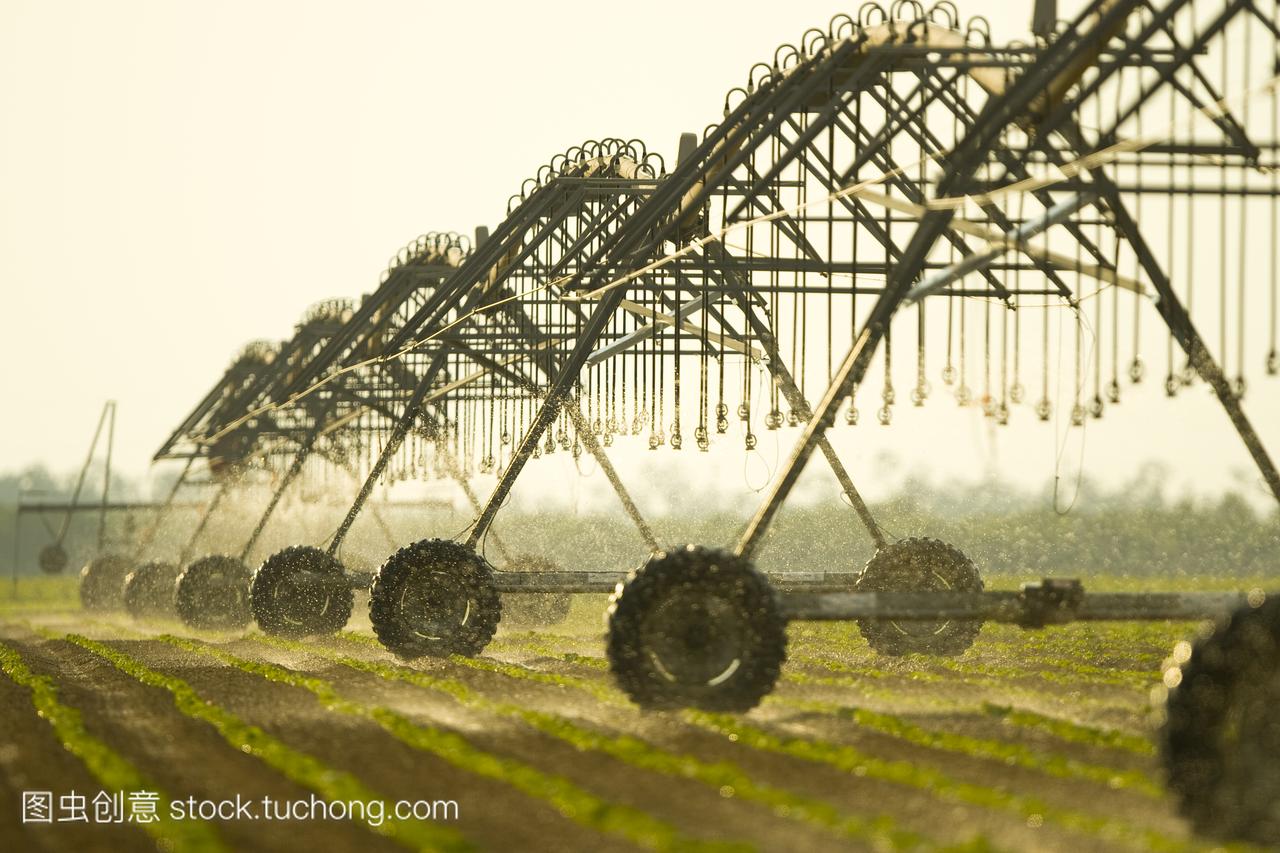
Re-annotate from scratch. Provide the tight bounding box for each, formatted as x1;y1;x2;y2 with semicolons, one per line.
144;301;365;630
81;0;1280;843
142;236;482;632
71;333;308;619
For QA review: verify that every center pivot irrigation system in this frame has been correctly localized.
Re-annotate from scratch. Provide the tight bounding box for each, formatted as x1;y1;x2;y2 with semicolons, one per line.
42;0;1280;842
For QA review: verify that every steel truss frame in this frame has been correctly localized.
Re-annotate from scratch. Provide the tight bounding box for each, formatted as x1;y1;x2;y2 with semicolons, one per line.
397;0;1280;628
153;1;1280;706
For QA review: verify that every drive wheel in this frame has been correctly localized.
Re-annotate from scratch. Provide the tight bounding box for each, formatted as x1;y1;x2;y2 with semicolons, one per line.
369;539;501;659
251;546;353;638
122;561;180;620
39;544;68;575
855;537;983;656
1162;595;1280;845
175;555;252;631
79;554;131;611
607;545;786;712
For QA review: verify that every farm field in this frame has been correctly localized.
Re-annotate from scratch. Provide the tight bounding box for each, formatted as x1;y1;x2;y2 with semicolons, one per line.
9;0;1280;850
0;577;1254;853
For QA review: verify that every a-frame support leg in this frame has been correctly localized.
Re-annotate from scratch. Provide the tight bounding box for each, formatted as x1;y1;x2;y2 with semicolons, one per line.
327;351;446;557
1085;165;1280;504
705;245;887;549
130;456;196;560
444;453;513;564
733;290;906;560
466;289;631;546
238;431;320;563
562;400;660;552
458;346;659;553
367;502;399;551
729;0;1170;559
179;479;231;565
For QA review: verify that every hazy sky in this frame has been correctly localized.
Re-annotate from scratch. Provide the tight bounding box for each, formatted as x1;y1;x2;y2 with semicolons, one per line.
2;0;1278;507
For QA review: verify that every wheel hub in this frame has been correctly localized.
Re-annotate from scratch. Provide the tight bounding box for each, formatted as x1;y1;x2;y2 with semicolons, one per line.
399;569;473;640
606;545;786;712
642;592;747;686
273;571;336;625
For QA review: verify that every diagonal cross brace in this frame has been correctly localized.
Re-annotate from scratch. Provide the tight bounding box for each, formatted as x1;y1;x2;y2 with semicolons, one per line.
905;192;1097;303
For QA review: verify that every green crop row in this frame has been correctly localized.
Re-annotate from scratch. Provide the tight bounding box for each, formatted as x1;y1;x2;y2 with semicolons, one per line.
779;697;1161;797
784;629;1153;692
488;633;611;668
275;634;956;852
689;713;1191;853
366;633;1188;852
826;661;1142;720
962;629;1173;673
967;653;1155;684
492;629;1148;738
159;634;748;853
980;704;1157;757
930;657;1154;691
782;651;1147;717
0;639;227;852
56;632;471;853
496;630;1145;716
788;622;1176;688
487;632;1156;790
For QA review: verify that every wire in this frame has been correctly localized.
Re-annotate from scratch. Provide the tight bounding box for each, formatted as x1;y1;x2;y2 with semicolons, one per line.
1052;299;1099;516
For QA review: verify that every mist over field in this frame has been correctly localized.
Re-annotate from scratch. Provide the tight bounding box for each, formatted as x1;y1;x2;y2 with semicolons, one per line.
6;461;1276;582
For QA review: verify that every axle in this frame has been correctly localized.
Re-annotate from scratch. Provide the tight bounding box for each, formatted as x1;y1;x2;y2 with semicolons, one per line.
780;581;1257;627
488;570;1258;628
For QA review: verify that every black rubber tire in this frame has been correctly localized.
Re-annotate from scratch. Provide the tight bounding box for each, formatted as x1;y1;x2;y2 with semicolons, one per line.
122;561;180;620
79;554;131;611
855;537;984;656
251;546;354;638
368;539;501;659
39;544;68;575
606;545;787;712
501;554;573;629
175;555;253;631
1162;595;1280;845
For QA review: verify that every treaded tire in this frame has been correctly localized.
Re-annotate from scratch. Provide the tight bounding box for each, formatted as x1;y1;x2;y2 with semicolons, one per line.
39;544;68;575
501;554;573;629
176;555;252;631
369;539;501;659
251;546;353;638
79;554;131;611
122;561;180;620
1162;595;1280;845
606;545;786;712
855;537;983;656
